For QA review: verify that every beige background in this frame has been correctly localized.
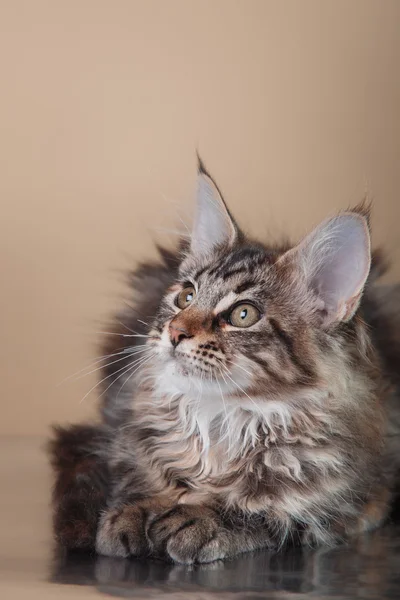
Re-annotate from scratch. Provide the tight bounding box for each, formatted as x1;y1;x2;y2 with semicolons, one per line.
0;0;399;435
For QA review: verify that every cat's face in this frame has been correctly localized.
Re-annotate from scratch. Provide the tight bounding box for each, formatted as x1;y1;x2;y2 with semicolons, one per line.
146;163;371;401
149;244;318;399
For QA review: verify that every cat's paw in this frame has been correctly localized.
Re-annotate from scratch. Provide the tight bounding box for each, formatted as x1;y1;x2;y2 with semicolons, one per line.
96;505;149;558
147;505;228;564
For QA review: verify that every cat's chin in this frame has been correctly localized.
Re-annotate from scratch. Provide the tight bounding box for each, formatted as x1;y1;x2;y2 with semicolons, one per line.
155;349;209;379
153;359;221;398
162;359;201;384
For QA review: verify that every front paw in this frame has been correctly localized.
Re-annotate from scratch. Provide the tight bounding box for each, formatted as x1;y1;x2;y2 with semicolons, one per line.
147;505;227;564
96;505;149;558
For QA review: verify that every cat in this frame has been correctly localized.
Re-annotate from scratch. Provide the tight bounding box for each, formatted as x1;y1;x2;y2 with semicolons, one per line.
49;159;400;564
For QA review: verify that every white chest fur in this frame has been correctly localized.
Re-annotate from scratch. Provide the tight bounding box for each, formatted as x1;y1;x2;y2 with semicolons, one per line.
133;386;320;486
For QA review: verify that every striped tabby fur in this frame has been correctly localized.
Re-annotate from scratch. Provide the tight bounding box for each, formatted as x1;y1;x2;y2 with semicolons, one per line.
49;161;400;563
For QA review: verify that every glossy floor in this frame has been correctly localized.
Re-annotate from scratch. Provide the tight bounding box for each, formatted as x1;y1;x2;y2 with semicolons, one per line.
1;437;399;599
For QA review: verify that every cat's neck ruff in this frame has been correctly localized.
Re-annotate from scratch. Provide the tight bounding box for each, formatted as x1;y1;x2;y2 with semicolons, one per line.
138;364;332;460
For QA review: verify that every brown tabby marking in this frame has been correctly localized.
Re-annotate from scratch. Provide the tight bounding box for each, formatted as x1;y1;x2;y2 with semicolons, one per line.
49;161;400;563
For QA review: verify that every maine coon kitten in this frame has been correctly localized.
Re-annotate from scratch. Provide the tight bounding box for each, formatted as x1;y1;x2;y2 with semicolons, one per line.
49;161;400;564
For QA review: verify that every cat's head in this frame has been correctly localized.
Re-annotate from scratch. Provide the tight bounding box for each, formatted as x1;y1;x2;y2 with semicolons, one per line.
147;162;371;402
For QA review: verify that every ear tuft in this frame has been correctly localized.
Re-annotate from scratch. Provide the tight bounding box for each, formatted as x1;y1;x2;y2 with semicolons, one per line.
196;151;209;176
349;198;372;229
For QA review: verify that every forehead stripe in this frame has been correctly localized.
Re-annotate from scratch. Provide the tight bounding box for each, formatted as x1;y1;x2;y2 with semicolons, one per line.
192;265;208;280
235;280;257;294
222;267;253;280
213;292;239;315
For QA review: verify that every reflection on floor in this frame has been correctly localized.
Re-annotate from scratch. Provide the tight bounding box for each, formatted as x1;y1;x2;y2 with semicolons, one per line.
52;530;400;599
1;437;399;599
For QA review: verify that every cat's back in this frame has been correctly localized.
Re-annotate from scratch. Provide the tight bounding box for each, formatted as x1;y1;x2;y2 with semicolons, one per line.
362;282;400;493
362;282;400;387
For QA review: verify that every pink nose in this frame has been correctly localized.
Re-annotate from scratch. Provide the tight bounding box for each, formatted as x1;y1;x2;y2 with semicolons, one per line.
168;323;191;348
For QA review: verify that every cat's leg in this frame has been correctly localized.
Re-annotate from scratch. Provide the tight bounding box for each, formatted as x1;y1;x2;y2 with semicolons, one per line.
147;504;274;564
150;489;390;565
96;497;174;558
300;485;392;547
48;423;110;550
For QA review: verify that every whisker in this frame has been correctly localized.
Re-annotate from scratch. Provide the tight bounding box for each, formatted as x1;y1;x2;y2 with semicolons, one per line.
227;359;253;378
114;353;156;401
57;349;138;386
71;346;151;382
115;319;142;335
100;352;156;402
79;351;154;404
95;332;152;339
137;319;149;327
220;365;259;410
94;362;140;402
121;300;155;322
196;369;204;402
215;368;228;420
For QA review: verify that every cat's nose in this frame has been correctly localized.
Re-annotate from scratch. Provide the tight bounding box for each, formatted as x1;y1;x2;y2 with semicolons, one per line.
169;323;192;348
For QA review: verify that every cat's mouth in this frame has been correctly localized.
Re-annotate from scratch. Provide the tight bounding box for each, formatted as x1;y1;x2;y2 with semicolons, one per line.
152;330;228;380
170;348;220;375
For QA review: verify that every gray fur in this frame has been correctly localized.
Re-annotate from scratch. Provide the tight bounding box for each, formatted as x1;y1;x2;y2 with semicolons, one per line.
50;167;400;564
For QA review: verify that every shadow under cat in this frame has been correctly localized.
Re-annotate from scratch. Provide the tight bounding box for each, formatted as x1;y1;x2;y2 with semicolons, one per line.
50;521;400;599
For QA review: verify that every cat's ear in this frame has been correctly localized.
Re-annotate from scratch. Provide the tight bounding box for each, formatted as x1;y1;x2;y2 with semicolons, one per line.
191;159;238;255
282;212;371;326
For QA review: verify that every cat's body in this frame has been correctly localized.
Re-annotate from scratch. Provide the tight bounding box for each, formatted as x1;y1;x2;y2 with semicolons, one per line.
49;163;400;563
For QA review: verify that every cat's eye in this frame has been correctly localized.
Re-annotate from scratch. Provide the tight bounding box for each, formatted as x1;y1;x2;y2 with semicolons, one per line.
229;303;260;328
176;286;196;309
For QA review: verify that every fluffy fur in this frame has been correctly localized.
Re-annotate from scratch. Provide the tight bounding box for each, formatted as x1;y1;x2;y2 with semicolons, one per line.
49;161;400;564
